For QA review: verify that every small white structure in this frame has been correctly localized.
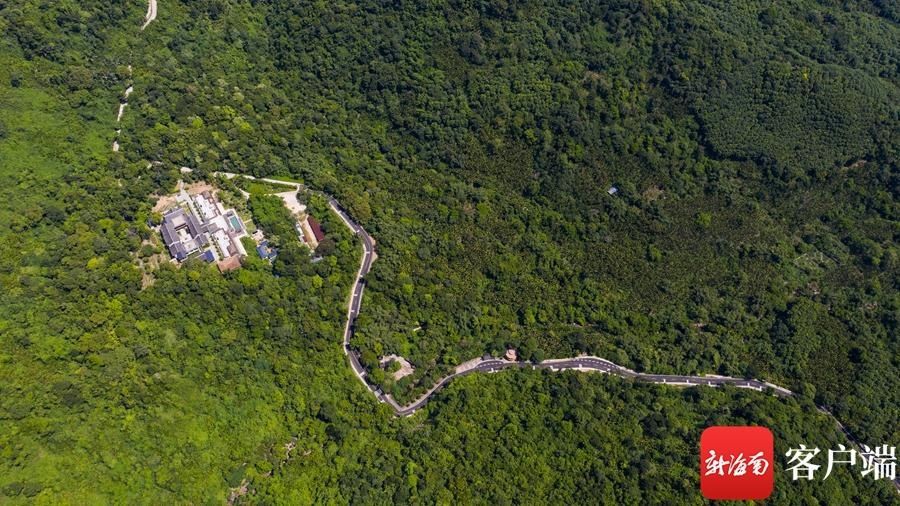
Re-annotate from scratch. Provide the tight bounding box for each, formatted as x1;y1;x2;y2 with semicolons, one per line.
194;193;217;220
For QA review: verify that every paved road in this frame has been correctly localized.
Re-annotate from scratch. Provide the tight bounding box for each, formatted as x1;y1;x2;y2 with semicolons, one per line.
116;0;900;474
320;195;793;415
123;5;893;488
218;173;898;492
379;357;788;417
327;199;374;355
322;185;898;491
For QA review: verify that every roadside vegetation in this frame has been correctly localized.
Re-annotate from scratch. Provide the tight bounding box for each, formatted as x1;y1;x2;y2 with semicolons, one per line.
0;0;896;502
235;177;299;196
124;0;898;443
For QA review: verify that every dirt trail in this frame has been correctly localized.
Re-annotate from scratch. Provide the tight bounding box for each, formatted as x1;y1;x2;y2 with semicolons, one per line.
141;0;158;31
113;2;155;151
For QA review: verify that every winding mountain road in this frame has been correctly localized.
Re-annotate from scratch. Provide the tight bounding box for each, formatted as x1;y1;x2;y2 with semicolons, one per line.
219;174;877;427
125;0;896;491
324;193;898;491
326;195;794;415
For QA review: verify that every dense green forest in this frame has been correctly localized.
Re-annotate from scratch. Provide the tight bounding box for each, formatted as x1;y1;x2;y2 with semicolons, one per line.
120;0;897;440
0;0;897;502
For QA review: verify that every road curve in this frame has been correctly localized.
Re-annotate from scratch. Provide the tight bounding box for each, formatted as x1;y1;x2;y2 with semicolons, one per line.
323;193;792;415
120;0;895;484
141;0;158;31
218;177;898;492
321;181;898;492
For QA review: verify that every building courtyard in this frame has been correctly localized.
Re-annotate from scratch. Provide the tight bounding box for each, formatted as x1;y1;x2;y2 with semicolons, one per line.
158;185;248;271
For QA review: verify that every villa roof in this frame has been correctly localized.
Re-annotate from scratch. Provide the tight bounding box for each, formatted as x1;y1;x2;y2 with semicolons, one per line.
217;256;241;272
308;216;325;242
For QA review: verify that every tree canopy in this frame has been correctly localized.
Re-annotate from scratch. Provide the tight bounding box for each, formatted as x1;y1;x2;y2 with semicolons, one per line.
0;0;897;502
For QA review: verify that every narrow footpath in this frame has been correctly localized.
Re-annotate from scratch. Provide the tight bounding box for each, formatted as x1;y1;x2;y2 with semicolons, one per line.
112;0;156;152
132;1;896;484
141;0;158;31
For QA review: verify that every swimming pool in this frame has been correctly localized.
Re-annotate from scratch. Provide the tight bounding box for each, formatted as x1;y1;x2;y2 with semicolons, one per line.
229;215;242;231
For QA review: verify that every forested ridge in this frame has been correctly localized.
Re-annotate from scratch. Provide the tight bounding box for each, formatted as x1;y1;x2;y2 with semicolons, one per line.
124;0;898;440
0;0;897;502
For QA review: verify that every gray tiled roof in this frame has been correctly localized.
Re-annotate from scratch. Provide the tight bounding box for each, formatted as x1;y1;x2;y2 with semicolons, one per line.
161;221;176;246
170;242;187;261
186;212;203;236
161;208;199;261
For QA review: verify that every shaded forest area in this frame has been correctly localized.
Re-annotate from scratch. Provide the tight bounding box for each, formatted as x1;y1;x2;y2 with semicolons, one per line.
0;0;897;503
117;0;896;441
